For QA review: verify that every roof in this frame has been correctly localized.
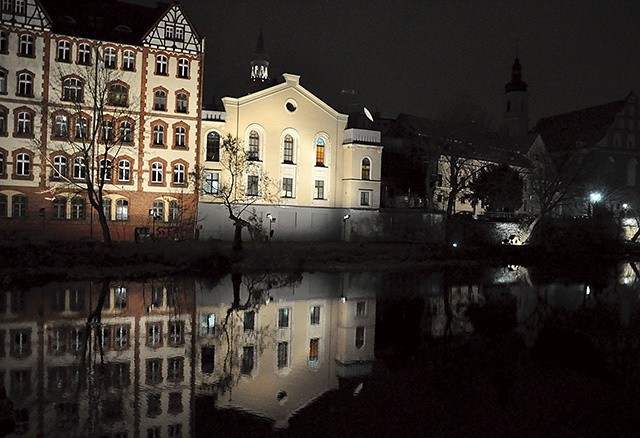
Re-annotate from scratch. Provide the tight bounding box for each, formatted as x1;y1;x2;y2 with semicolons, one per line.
532;95;631;152
37;0;170;45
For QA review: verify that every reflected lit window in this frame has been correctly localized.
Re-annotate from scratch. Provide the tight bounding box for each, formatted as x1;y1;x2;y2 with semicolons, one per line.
146;359;162;385
115;325;128;348
169;321;183;346
168;357;184;381
355;326;365;349
69;327;83;352
147;323;161;347
50;328;66;353
308;338;319;366
12;329;30;357
114;286;127;308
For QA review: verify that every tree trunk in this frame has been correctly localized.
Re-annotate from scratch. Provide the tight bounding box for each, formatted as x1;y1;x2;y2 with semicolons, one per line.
232;221;243;251
97;209;112;246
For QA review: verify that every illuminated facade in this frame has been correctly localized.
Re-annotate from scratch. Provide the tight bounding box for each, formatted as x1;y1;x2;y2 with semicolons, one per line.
0;0;204;241
199;74;383;241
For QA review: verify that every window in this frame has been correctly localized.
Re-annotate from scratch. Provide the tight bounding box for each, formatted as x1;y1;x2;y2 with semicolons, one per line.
15;153;30;176
356;301;366;316
168;357;184;381
0;108;5;135
247;175;258;196
153;125;165;145
278;308;290;328
69;327;83;352
114;325;128;348
0;69;6;94
201;347;215;373
50;329;65;352
309;338;319;365
360;191;370;206
244;311;255;331
152;200;164;220
0;194;6;218
102;198;111;220
101;119;114;142
201;313;216;336
176;92;188;113
11;370;30;398
0;151;3;175
12;330;30;356
118;160;130;182
147;323;161;347
100;159;112;181
314;180;324;200
168;392;183;415
0;30;7;53
165;25;174;40
75;117;88;139
151;162;163;183
316;138;325;166
177;58;189;78
310;306;321;325
169;322;183;346
103;47;116;69
122;50;135;71
277;341;289;369
54;115;69;138
204;171;219;195
241;346;255;375
153;89;166;111
151;285;164;308
146;359;162;384
155;55;167;75
71;197;85;220
119;121;132;143
16;111;32;135
355;326;365;349
169;201;180;221
78;43;91;65
116;199;128;220
174;126;186;147
282;177;293;198
206;132;220;161
11;195;28;217
53;155;67;179
14;0;24;15
19;34;34;56
361;157;371;180
57;40;71;62
107;83;128;107
62;77;83;102
73;157;86;179
53;197;66;219
248;131;259;160
17;71;33;96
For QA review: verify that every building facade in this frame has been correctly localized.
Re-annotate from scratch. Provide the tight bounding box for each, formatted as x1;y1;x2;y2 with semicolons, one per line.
0;0;204;241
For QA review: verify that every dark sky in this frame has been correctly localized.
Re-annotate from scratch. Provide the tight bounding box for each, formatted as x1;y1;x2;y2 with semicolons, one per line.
134;0;640;128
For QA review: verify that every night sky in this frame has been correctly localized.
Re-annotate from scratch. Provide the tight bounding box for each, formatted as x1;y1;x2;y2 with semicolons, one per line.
134;0;640;127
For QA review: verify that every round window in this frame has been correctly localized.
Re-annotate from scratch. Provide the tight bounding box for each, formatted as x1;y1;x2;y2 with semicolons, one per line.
285;100;297;112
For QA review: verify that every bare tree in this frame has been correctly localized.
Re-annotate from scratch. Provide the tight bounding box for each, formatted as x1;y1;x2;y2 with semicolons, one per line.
214;134;278;251
38;45;138;245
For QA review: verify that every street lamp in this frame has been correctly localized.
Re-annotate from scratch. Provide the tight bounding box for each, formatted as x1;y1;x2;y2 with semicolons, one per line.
342;214;350;241
266;213;276;241
589;191;602;217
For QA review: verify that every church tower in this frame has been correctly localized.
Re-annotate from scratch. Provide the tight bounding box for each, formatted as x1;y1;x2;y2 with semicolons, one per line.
503;56;529;137
248;28;270;94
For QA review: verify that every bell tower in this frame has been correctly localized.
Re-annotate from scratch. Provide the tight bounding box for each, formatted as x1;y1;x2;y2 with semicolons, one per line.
248;27;270;94
503;56;529;137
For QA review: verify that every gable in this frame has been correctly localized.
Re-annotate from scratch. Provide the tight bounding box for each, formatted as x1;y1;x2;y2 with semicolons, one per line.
2;0;51;30
143;5;202;54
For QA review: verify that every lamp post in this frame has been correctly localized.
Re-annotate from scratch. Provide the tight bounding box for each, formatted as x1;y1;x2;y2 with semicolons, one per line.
342;214;350;241
266;213;276;241
589;191;602;217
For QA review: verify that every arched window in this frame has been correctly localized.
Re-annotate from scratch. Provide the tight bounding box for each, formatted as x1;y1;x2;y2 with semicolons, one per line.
54;114;69;138
19;34;34;56
154;89;166;111
151;162;163;183
152;200;164;220
102;198;112;220
0;151;4;175
103;47;116;69
118;159;131;181
78;43;91;65
169;201;180;221
155;55;168;75
100;159;112;181
17;71;33;96
177;59;189;78
73;157;86;179
176;92;188;113
102;119;113;142
122;50;135;71
283;134;294;163
15;153;30;176
315;138;325;166
75;116;88;139
0;107;6;135
361;157;371;180
16;111;32;135
57;40;71;62
62;77;83;102
0;68;6;93
52;197;66;219
119;121;132;143
0;30;7;54
71;197;85;220
116;199;129;220
53;155;67;179
173;163;185;184
153;125;165;145
107;83;128;107
248;131;259;160
12;195;28;217
206;132;220;161
175;126;186;148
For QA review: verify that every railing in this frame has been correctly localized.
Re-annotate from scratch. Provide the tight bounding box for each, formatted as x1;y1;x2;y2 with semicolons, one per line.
202;110;226;121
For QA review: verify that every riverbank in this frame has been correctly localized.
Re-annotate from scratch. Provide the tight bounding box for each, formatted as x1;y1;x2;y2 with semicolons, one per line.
1;239;638;287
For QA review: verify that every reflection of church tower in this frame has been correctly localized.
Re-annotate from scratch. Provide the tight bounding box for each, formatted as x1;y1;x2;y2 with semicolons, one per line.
248;27;270;94
503;56;529;137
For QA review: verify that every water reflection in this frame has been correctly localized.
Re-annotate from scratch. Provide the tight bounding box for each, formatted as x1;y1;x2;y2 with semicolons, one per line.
2;263;640;435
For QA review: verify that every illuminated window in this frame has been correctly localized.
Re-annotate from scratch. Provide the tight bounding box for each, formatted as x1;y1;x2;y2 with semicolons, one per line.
73;157;86;179
53;155;67;179
361;157;371;180
118;160;130;181
283;134;294;163
151;162;163;183
308;338;319;365
57;40;71;62
315;138;325;166
116;199;128;220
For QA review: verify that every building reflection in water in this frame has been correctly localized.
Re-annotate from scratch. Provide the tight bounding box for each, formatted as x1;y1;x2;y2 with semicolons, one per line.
2;263;639;435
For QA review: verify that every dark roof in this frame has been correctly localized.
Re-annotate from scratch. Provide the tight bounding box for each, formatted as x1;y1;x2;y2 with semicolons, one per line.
532;95;630;152
38;0;170;45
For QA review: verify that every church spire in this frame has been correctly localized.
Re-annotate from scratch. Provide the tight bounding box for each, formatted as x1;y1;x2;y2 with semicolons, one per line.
248;26;270;93
505;56;527;93
503;55;529;137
